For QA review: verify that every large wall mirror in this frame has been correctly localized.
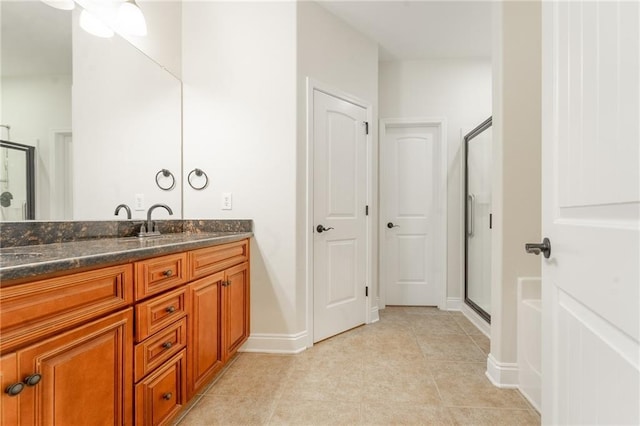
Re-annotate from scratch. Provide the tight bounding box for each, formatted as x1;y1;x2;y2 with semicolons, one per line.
0;1;181;222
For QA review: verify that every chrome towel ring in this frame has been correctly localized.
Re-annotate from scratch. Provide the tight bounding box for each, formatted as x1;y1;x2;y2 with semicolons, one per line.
188;168;209;190
155;169;176;191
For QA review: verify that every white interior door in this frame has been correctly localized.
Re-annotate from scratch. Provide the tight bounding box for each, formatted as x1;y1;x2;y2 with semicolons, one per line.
541;1;639;424
313;89;367;343
380;121;441;306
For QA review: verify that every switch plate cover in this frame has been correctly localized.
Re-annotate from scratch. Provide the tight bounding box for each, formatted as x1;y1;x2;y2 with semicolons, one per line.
222;193;232;210
134;194;145;211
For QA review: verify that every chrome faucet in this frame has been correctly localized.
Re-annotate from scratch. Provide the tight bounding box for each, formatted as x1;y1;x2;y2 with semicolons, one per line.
114;204;132;219
140;203;173;236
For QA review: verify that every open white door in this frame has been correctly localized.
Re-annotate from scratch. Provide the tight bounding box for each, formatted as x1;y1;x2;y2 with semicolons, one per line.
541;1;639;424
312;89;368;343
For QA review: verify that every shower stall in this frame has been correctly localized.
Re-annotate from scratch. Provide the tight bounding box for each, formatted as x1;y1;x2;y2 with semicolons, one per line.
0;140;35;220
464;117;492;322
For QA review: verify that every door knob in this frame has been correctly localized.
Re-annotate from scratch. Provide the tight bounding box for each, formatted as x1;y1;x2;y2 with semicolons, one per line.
316;225;334;233
387;222;400;229
525;237;551;259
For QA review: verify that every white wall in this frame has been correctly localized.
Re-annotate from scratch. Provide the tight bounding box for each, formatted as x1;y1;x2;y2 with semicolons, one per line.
1;74;72;219
182;2;299;340
379;59;492;307
72;12;181;220
488;1;541;387
297;1;379;332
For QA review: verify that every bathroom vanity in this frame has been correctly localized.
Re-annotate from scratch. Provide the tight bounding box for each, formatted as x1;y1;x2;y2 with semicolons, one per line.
0;221;251;425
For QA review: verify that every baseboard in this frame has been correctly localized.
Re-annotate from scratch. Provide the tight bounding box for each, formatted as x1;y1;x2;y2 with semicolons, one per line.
239;331;308;354
461;302;491;337
445;297;462;311
369;306;380;323
486;353;519;388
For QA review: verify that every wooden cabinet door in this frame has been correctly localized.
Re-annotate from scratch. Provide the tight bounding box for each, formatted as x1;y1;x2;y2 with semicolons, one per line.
17;309;133;426
223;262;250;360
0;353;19;426
187;271;224;397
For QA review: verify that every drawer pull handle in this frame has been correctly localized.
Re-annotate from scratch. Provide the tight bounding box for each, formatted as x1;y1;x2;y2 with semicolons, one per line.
5;382;25;396
165;305;176;313
162;341;173;349
162;392;173;401
162;270;173;277
23;374;42;387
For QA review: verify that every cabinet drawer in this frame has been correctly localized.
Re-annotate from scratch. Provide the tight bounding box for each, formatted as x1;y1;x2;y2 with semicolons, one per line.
0;264;133;352
135;287;187;342
135;252;187;301
135;317;187;382
135;350;187;426
188;239;249;280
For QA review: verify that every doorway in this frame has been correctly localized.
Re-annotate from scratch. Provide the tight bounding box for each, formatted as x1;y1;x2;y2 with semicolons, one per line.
379;119;447;308
309;83;372;343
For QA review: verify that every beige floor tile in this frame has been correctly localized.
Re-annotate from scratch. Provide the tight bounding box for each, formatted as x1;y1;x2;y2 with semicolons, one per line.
447;407;540;425
268;400;361;425
452;316;484;336
401;306;451;316
206;369;289;399
281;368;365;402
231;353;297;374
416;334;486;362
432;362;529;409
410;315;467;335
178;394;275;426
363;375;442;405
470;334;490;355
362;402;453;425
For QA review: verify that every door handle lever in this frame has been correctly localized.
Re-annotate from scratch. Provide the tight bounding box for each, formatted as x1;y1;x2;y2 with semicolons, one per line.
316;225;334;233
387;222;400;229
525;237;551;259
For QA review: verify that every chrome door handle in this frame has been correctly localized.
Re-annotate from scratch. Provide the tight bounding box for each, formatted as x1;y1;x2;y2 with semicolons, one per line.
316;225;334;233
525;237;551;259
387;222;399;229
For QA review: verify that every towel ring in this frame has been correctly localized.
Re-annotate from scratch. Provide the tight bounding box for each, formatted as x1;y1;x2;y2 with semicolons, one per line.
188;168;209;190
155;169;176;191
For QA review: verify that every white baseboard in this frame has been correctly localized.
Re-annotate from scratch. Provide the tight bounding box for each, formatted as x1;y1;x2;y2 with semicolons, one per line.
461;302;491;337
486;353;519;388
240;331;308;354
445;297;462;311
369;306;380;323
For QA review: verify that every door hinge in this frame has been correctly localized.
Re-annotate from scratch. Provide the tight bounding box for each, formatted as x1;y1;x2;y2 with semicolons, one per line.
365;286;369;297
364;121;369;135
365;205;369;216
489;213;493;229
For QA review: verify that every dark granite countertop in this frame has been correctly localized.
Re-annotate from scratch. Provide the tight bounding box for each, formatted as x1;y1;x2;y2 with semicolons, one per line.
0;231;253;283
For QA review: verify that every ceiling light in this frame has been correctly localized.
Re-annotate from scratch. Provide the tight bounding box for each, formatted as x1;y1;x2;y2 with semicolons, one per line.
117;0;147;37
41;0;76;11
79;9;114;38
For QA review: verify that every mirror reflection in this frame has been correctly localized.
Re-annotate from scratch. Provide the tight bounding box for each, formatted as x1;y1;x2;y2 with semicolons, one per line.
0;1;182;222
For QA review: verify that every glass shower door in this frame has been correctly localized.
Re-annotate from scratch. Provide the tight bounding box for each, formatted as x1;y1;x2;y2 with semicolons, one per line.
465;118;492;322
0;140;35;220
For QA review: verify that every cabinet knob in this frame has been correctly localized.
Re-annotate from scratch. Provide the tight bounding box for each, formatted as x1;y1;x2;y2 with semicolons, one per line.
23;374;42;387
4;382;24;396
162;392;173;401
162;341;172;349
162;270;173;277
165;305;176;314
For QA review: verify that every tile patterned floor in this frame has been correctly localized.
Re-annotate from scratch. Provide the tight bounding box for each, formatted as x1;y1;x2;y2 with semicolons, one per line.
175;307;540;425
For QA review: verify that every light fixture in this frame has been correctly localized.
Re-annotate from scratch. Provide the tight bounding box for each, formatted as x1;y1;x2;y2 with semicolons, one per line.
41;0;76;11
117;0;147;37
79;9;114;38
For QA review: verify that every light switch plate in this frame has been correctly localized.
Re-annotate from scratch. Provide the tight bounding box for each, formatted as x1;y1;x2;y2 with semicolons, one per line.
222;193;232;210
134;194;145;211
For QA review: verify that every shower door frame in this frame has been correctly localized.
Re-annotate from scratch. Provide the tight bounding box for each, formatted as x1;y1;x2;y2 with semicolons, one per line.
1;140;36;220
464;117;492;323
